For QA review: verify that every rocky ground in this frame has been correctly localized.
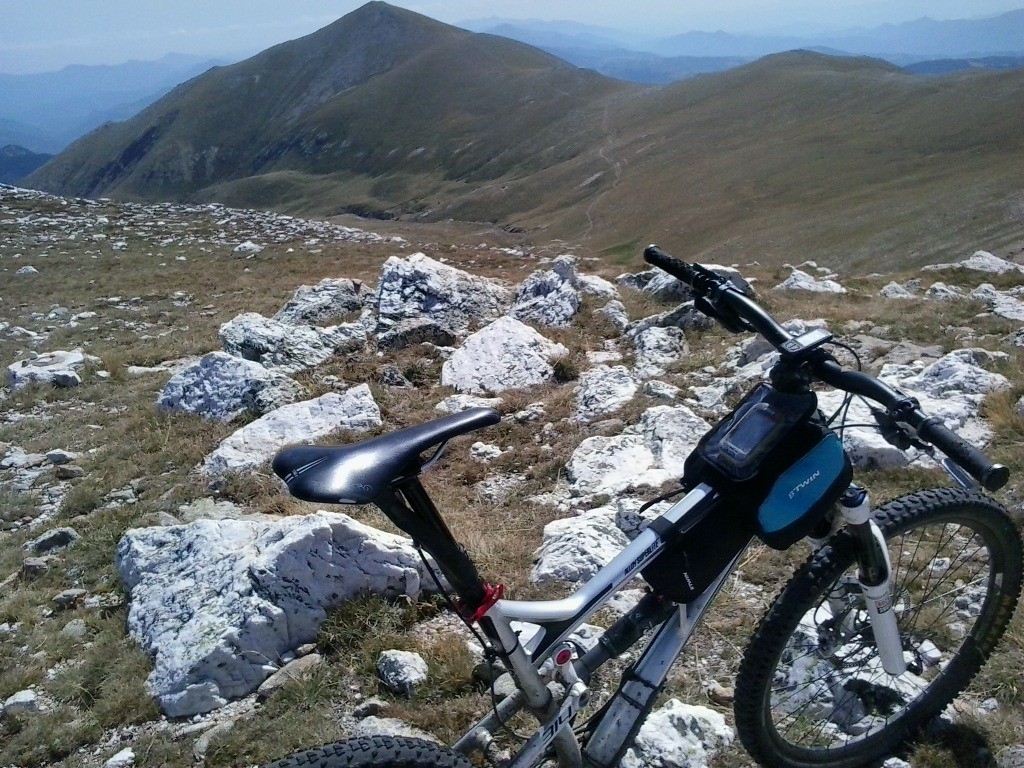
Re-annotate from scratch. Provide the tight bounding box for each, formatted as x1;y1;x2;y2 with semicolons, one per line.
1;183;1023;768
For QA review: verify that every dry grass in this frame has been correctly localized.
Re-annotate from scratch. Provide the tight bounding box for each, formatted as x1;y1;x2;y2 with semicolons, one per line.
1;188;1022;768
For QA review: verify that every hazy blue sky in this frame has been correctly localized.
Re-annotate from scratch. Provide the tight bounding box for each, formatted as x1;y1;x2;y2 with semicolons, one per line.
1;0;1021;74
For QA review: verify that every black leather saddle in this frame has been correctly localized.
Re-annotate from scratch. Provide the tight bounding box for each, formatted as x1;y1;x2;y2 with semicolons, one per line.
272;407;501;505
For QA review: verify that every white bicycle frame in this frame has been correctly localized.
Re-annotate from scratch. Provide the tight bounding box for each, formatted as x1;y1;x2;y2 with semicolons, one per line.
453;478;906;767
453;483;749;767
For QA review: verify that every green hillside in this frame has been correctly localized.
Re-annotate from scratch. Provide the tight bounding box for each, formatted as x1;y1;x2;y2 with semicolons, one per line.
26;4;1024;271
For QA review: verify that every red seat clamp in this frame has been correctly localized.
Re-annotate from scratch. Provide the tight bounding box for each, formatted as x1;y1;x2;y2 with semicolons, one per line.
463;582;504;623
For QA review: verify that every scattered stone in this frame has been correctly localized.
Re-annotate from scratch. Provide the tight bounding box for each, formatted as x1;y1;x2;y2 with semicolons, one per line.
233;240;263;255
440;316;569;394
21;556;57;578
879;281;914;299
922;251;1024;274
193;721;236;761
773;269;846;293
377;650;428;695
706;681;735;705
377;365;414;388
201;385;381;475
881;759;912;768
256;653;325;700
350;716;439;742
376;253;511;337
621;700;734;768
3;689;39;715
574;365;638;422
274;278;366;324
26;527;80;555
509;256;581;327
158;351;304;421
7;348;98;389
600;300;630;331
53;588;88;610
434;394;503;414
45;449;79;465
219;313;365;374
470;442;504;462
643;380;680;400
16;265;39;275
631;326;688;378
996;745;1024;768
923;282;965;300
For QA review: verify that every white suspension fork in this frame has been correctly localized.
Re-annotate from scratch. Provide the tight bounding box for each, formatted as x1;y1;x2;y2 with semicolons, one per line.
840;486;907;676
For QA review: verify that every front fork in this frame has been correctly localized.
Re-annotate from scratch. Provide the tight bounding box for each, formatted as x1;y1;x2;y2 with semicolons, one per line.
830;485;908;676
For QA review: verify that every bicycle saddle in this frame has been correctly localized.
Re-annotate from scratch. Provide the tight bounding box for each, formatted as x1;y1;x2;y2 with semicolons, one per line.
272;407;501;504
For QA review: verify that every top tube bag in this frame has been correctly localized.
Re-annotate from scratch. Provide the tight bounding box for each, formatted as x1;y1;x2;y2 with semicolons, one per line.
685;382;852;550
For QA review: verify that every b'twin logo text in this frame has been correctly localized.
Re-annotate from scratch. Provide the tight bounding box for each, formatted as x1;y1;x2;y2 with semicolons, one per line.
788;470;821;500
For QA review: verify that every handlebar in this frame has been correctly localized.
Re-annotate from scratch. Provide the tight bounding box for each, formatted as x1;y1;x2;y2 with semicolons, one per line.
643;244;1010;492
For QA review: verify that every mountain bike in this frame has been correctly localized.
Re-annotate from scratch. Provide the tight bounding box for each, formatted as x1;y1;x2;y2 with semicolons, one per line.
263;245;1022;768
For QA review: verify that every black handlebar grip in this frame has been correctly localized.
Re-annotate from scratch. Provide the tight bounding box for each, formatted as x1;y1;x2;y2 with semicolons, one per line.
918;417;1010;491
643;244;694;284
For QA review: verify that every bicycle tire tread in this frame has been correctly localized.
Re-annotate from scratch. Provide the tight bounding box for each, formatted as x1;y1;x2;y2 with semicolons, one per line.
262;735;473;768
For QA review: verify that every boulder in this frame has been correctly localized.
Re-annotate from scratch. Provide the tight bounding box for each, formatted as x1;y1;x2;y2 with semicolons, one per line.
440;316;569;394
970;284;1024;322
923;282;965;300
157;352;304;422
376;253;511;336
219;313;365;373
879;281;914;299
201;385;381;475
434;394;504;414
577;273;619;299
509;256;582;327
377;650;429;695
273;278;366;324
116;511;432;717
566;405;710;497
631;326;688;378
7;348;98;389
531;504;630;585
922;251;1024;274
818;349;1009;470
377;318;458;351
621;700;734;768
574;365;638;422
599;300;630;332
773;269;846;293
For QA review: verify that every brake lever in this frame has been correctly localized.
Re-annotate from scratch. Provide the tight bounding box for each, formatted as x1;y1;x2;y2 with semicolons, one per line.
870;407;929;451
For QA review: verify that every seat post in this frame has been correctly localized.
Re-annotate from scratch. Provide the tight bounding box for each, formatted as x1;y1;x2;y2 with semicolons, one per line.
375;479;488;611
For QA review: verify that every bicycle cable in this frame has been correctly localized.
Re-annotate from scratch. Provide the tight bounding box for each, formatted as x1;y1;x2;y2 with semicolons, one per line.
415;545;531;743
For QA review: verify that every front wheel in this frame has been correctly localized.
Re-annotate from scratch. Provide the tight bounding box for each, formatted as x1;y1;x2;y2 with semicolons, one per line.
735;487;1023;768
261;735;474;768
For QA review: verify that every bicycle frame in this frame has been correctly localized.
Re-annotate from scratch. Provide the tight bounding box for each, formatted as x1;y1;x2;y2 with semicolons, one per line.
452;482;753;767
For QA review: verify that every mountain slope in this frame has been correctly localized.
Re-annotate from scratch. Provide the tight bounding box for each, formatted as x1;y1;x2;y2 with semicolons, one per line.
27;2;632;208
27;6;1024;271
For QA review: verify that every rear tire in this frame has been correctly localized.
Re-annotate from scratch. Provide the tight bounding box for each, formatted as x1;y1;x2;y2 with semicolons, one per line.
261;735;474;768
734;488;1023;768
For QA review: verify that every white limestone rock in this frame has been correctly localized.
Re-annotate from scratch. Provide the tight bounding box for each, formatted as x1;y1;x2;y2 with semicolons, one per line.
574;365;638;422
923;282;965;300
376;252;511;336
600;300;631;332
273;278;366;324
618;269;691;302
377;650;428;695
116;511;431;717
219;313;365;374
233;241;263;255
157;352;303;422
434;394;503;414
531;504;629;585
201;386;381;475
879;281;914;299
103;748;135;768
819;349;1009;470
773;269;846;293
922;251;1024;274
970;284;1024;322
577;273;619;299
440;316;569;394
7;348;98;389
509;256;582;327
566;405;710;497
631;326;688;378
2;689;39;715
621;700;734;768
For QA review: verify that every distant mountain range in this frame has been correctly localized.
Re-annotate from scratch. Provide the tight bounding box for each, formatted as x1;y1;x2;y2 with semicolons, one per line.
465;11;1024;82
0;145;53;184
25;2;1024;271
0;53;228;153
